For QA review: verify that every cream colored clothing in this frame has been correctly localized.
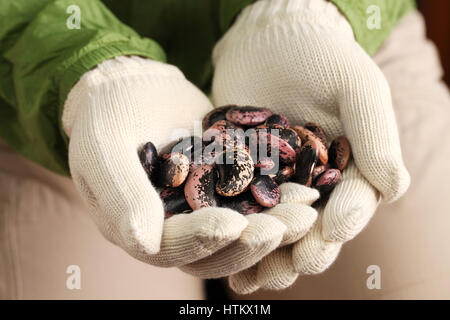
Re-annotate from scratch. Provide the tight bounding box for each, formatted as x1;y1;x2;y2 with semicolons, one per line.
1;10;449;299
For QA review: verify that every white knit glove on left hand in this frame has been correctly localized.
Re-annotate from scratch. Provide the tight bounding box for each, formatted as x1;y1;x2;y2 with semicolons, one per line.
212;0;410;294
63;56;257;269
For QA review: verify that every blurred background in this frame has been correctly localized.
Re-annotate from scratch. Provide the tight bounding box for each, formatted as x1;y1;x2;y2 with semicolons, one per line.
418;0;450;85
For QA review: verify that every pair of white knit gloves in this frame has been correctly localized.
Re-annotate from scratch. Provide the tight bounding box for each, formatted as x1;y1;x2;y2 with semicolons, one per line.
63;0;410;294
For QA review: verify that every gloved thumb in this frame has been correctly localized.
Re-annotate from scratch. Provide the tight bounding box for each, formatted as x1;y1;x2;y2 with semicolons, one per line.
338;53;410;202
69;130;164;255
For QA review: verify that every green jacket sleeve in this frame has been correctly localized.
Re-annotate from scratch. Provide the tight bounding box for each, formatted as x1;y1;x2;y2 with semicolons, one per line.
0;0;166;175
330;0;416;55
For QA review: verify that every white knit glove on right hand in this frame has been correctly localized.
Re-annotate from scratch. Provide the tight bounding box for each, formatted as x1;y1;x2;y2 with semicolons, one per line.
212;0;411;294
63;56;287;269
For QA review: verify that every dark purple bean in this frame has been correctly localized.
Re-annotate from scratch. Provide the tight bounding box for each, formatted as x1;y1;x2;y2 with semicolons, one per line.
139;141;159;181
251;175;281;208
219;191;263;215
160;187;192;218
184;165;218;210
265;114;290;128
295;141;319;187
202;105;234;130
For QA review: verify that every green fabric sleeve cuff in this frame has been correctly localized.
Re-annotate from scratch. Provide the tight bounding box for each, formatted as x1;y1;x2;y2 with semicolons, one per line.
330;0;416;55
0;0;168;176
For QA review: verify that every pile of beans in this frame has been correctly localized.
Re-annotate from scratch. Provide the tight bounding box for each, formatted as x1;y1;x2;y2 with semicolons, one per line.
139;106;351;218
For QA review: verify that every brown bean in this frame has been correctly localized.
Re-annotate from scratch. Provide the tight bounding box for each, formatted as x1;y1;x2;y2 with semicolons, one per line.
157;153;190;187
225;106;273;126
251;175;281;208
292;125;328;165
184;165;218;210
305;122;328;147
328;136;352;171
216;148;254;197
291;125;311;143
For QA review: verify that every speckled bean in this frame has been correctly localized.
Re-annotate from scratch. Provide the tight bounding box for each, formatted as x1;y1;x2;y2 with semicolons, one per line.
314;168;341;195
184;164;218;210
216;148;254;197
250;175;281;208
225;106;273;126
158;152;190;187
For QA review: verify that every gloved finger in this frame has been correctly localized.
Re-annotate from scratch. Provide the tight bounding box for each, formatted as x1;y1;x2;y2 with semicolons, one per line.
263;203;318;246
142;207;248;267
322;162;380;242
257;245;298;290
69;139;166;255
227;184;320;293
272;183;319;245
180;213;286;278
228;265;260;295
292;213;342;275
279;182;320;205
339;61;410;202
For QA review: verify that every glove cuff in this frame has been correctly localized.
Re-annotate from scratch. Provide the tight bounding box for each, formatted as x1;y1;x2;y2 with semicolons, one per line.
62;56;185;137
213;0;353;64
